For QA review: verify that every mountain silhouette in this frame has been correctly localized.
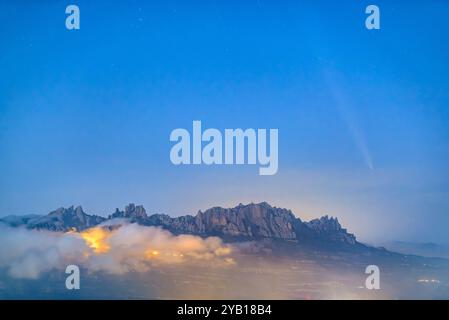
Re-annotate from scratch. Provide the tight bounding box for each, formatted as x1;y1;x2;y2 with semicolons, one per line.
1;202;359;246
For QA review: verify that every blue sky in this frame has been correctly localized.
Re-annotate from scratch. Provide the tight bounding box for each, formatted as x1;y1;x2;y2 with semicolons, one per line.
1;1;449;244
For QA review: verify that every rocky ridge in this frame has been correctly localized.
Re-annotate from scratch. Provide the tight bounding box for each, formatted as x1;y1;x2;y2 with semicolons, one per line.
0;202;357;245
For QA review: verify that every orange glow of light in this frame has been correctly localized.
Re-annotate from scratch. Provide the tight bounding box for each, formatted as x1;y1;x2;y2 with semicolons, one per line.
80;227;111;253
145;249;160;259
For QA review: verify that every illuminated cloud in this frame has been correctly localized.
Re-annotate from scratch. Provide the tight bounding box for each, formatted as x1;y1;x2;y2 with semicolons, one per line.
0;223;235;279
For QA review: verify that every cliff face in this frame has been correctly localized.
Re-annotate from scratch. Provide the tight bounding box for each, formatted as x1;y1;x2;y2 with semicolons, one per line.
109;203;148;220
193;202;300;239
124;202;356;245
0;202;357;245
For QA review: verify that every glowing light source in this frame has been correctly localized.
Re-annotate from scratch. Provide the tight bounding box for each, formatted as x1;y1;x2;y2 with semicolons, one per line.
145;249;161;259
80;227;111;253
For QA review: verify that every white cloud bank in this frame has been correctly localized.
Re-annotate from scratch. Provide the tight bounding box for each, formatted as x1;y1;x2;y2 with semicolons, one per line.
0;223;234;279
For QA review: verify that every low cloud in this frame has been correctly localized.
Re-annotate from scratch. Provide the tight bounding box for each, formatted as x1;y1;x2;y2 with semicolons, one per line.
0;223;235;279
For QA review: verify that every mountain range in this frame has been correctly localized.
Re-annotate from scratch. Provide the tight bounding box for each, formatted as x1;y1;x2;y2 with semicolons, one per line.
0;202;358;246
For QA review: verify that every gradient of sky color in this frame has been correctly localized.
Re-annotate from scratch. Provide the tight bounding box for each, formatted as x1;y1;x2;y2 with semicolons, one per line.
1;1;449;244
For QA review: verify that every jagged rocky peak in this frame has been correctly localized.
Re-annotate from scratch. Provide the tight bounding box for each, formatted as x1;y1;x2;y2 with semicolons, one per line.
198;202;292;216
196;202;356;245
27;205;105;232
74;205;85;215
48;206;69;216
110;203;147;220
48;205;81;218
306;215;356;245
194;202;300;239
306;215;342;232
1;201;358;246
